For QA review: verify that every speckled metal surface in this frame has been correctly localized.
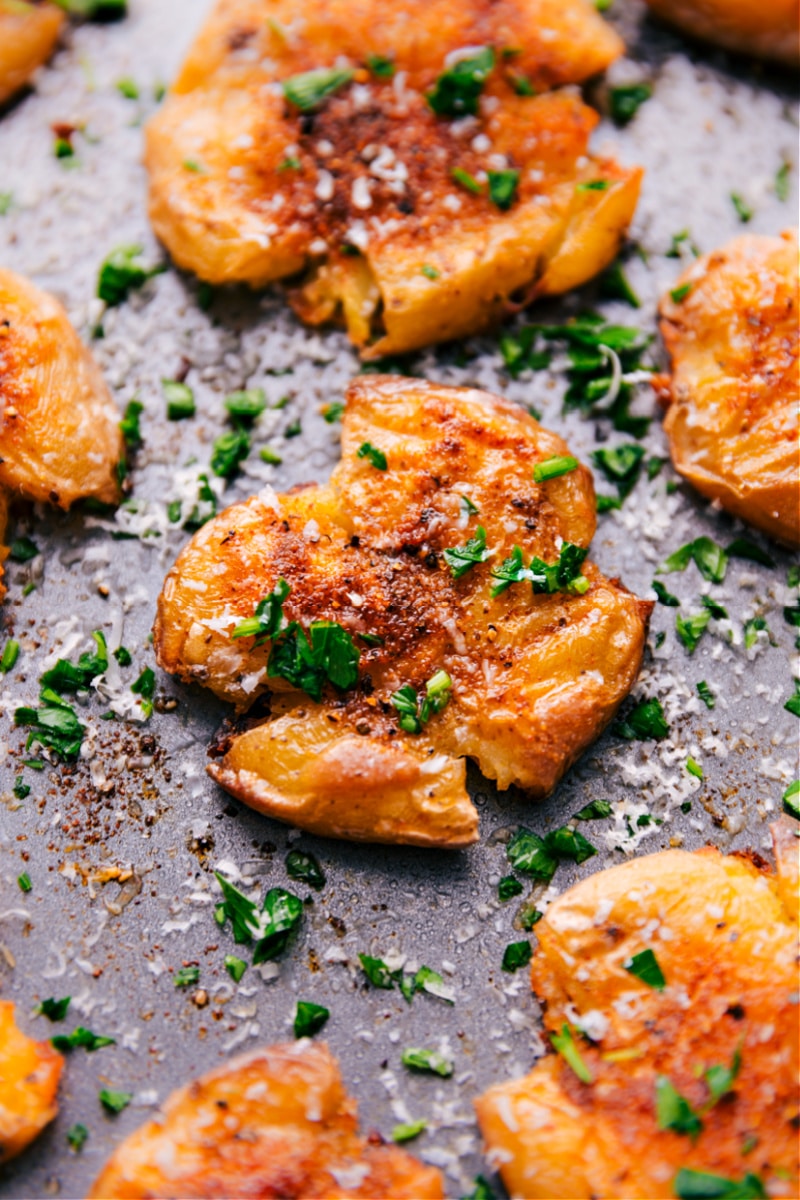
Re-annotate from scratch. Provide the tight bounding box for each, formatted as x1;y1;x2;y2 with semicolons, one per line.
0;2;797;1197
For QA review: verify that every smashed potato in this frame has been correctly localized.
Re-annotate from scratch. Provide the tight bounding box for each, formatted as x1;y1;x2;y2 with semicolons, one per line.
657;232;799;547
0;1000;63;1166
644;0;799;66
145;0;641;356
475;820;800;1199
155;377;651;848
0;268;123;597
0;0;64;107
88;1040;443;1199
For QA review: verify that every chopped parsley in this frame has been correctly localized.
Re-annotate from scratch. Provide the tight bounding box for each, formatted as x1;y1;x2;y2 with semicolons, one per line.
533;455;578;484
37;997;71;1021
462;1176;496;1200
576;179;610;192
224;955;247;983
366;54;395;78
624;948;666;990
321;401;344;423
294;1000;330;1038
232;577;290;643
655;1076;703;1139
652;580;679;607
285;849;326;890
659;537;727;584
506;828;558;882
116;77;138;99
498;327;551;378
131;666;155;717
451;166;482;195
673;1170;766;1199
599;260;641;308
357;441;387;470
667;229;700;258
497;875;524;901
66;1123;89;1152
98;244;164;306
54;0;128;15
487;168;520;210
359;953;399;990
400;965;453;1005
784;679;800;718
9;536;39;562
99;1089;132;1115
282;67;354;111
113;645;132;667
161;380;195;420
460;494;479;517
173;966;200;989
0;640;20;674
686;757;703;780
491;542;588;598
268;619;360;702
211;426;251;478
214;872;304;963
782;780;799;819
17;873;32;893
444;527;491;578
774;161;791;202
608;83;652;124
501;940;532;972
726;538;775;568
401;1047;453;1077
697;681;715;709
119;398;144;450
180;473;218;531
427;47;494;116
615;697;669;740
13;777;30;800
0;192;12;216
551;1024;593;1084
701;596;728;620
51;1026;116;1053
545;825;597;864
420;264;440;280
574;799;613;820
591;443;645;499
676;610;711;655
391;670;452;734
670;283;692;304
743;617;769;650
392;1119;427;1143
41;631;108;693
260;447;283;465
15;688;86;759
705;1046;742;1107
221;388;266;422
730;192;753;223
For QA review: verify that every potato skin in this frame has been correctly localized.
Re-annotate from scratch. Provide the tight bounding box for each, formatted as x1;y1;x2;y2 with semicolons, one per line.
145;0;640;355
658;232;799;547
644;0;799;65
0;1;64;106
0;268;123;510
475;823;799;1199
0;1001;63;1166
88;1041;444;1199
155;377;651;847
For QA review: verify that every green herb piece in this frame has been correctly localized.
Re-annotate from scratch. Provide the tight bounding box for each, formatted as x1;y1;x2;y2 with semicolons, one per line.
9;536;39;562
98;244;163;306
17;872;31;893
670;282;692;303
596;495;621;513
696;681;715;710
41;631;108;693
784;679;800;718
211;426;251;478
461;1176;496;1200
359;953;400;990
599;260;641;307
519;903;543;930
743;617;769;650
686;757;703;779
224;955;247;983
673;1169;766;1199
551;1024;593;1084
269;619;360;702
781;780;799;818
725;538;775;568
506;828;558;882
215;873;261;944
609;82;652;124
321;401;344;423
13;777;30;800
294;1000;330;1038
487;168;520;211
624;947;666;990
656;1076;703;1139
421;264;440;280
533;455;578;484
173;966;199;989
591;443;645;498
253;888;304;964
282;67;354;111
37;997;71;1021
498;875;524;901
260;447;283;465
444;526;491;578
131;666;155;718
676;610;711;655
160;380;195;420
15;688;86;759
399;965;453;1005
0;193;12;216
119;398;144;449
427;46;494;116
788;565;800;588
116;76;138;99
357;441;387;470
653;581;679;607
574;799;613;820
182;158;206;174
509;72;535;95
577;179;610;192
730;193;753;223
544;825;597;865
616;697;669;741
54;135;75;159
392;1119;427;1143
285;849;326;890
66;1123;89;1152
502;940;532;972
366;53;395;77
99;1089;132;1115
659;537;728;584
181;473;218;532
701;596;728;620
53;0;127;15
460;495;479;517
225;388;267;421
774;161;791;202
232;577;290;643
783;601;800;627
451;166;482;195
0;640;20;673
667;229;700;258
390;670;452;734
284;419;302;439
491;542;588;598
704;1046;742;1107
498;327;550;377
401;1047;453;1077
51;1027;116;1053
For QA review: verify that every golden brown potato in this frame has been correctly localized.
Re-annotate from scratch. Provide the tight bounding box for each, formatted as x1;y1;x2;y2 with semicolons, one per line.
145;0;641;356
644;0;799;66
155;377;651;848
0;1000;63;1166
0;1;64;107
88;1040;444;1199
475;821;800;1200
657;232;799;547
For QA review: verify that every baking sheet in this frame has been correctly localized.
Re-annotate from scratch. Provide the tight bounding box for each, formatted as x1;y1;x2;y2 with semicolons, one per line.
0;2;798;1197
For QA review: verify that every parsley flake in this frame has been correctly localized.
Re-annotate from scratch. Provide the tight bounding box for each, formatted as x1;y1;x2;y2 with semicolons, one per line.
676;610;710;655
502;940;532;972
232;578;290;643
66;1123;89;1152
294;1000;330;1038
357;441;387;470
98;244;164;306
15;688;86;759
551;1024;593;1084
615;697;669;741
392;1119;427;1143
99;1089;132;1115
268;619;360;702
670;282;692;304
782;780;799;819
282;67;354;111
41;631;108;693
487;168;520;210
609;83;652;124
285;849;326;890
173;966;200;989
656;1076;703;1140
37;997;71;1021
0;640;20;674
624;948;666;990
401;1047;453;1077
673;1169;766;1199
444;526;491;578
533;455;578;483
659;537;727;584
427;47;494;116
491;542;588;598
51;1026;116;1053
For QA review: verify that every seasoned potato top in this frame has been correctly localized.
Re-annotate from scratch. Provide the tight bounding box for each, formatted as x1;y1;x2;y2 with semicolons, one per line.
88;1041;444;1199
475;823;799;1199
